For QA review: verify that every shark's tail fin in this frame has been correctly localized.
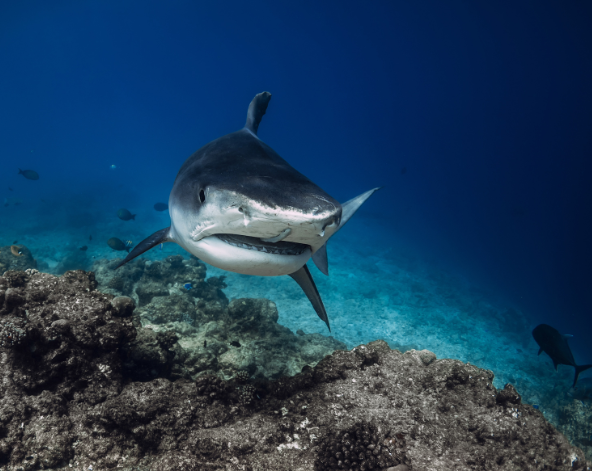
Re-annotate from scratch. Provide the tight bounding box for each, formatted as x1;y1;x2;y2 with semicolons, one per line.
573;364;592;388
245;92;272;136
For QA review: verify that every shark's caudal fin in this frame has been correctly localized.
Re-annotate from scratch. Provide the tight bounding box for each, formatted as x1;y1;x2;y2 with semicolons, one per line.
289;265;330;331
245;91;272;136
573;364;592;388
311;187;381;276
115;227;171;269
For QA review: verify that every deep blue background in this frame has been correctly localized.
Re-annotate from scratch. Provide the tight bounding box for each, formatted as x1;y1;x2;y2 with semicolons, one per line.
1;1;591;357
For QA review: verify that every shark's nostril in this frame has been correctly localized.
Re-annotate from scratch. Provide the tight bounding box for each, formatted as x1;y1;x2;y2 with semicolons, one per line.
322;218;337;231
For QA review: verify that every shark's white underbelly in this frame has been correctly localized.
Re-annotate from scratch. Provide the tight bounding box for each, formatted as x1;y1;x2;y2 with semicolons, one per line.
176;234;311;276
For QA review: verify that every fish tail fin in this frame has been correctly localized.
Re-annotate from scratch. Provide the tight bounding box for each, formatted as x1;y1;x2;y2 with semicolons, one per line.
574;364;592;388
115;227;171;269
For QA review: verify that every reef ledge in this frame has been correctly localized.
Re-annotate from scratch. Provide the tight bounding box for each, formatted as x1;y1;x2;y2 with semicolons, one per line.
0;269;589;470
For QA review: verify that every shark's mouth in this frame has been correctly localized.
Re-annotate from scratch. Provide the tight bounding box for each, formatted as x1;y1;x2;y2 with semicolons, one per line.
215;234;309;256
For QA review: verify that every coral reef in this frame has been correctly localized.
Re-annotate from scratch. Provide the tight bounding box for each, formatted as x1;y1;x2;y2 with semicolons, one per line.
0;268;589;470
93;256;347;381
0;255;590;469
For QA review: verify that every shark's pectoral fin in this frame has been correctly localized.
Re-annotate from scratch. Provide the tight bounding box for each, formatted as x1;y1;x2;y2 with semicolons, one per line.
312;243;329;275
340;187;382;229
289;264;330;331
115;227;171;269
310;188;380;276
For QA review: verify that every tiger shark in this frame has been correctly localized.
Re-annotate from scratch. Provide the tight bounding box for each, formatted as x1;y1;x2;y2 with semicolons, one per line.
116;92;379;331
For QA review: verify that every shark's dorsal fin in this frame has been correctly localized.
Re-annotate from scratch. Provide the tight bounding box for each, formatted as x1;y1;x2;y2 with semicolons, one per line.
312;243;329;275
115;227;170;269
245;91;272;136
289;264;330;331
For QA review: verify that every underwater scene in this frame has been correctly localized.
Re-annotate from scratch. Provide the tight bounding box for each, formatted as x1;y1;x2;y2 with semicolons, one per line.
1;2;592;470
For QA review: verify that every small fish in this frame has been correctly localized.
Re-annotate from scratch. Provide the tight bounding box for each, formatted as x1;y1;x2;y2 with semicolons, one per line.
13;240;17;244
117;208;136;221
3;197;22;207
124;240;133;247
89;235;92;241
532;324;592;388
203;340;207;348
107;237;130;253
79;246;88;251
8;187;13;191
18;168;39;180
159;243;163;251
230;340;241;348
10;245;23;257
533;404;539;410
153;202;168;212
183;283;192;290
110;164;117;170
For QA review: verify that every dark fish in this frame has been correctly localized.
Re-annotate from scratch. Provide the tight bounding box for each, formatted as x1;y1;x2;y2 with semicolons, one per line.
18;168;39;180
8;187;13;191
230;340;241;347
107;237;130;253
79;246;88;251
532;324;592;387
4;197;22;207
570;377;592;402
13;240;17;244
89;235;92;241
153;202;168;212
117;208;136;221
401;166;407;175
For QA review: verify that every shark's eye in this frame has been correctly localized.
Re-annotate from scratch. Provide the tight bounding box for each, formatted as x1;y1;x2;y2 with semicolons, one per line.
199;189;206;203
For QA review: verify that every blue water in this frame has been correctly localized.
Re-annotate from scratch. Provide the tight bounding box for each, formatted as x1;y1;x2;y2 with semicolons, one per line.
1;0;592;455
